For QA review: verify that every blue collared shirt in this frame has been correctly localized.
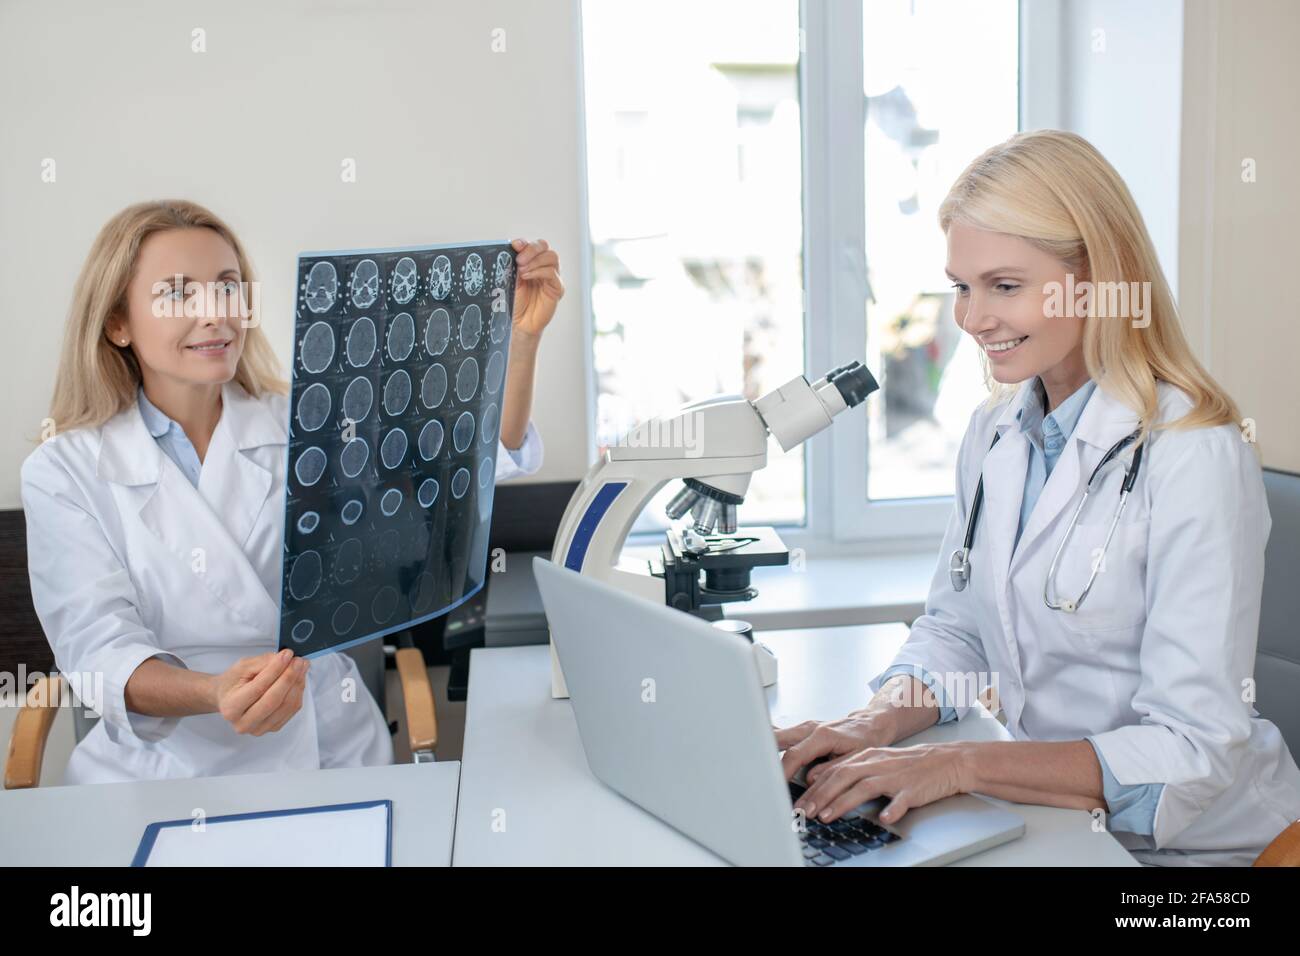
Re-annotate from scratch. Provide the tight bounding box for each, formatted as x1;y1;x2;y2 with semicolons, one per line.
875;377;1163;836
1014;377;1096;545
137;387;203;487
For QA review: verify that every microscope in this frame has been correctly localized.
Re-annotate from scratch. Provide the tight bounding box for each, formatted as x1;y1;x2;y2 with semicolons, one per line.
549;361;878;697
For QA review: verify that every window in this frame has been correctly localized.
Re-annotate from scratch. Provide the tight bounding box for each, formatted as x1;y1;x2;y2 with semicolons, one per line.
582;0;805;532
581;0;1020;544
862;0;1019;502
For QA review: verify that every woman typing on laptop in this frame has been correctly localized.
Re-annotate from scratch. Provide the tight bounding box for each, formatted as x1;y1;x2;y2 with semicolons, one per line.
775;131;1300;867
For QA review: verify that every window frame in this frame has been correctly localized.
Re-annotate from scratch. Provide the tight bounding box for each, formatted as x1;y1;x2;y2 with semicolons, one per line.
580;0;1042;557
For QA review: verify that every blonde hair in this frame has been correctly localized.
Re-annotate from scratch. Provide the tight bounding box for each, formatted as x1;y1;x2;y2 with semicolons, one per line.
46;199;287;436
938;129;1238;445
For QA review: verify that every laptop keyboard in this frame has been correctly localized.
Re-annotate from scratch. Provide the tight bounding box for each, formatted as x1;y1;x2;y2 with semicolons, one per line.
790;782;902;866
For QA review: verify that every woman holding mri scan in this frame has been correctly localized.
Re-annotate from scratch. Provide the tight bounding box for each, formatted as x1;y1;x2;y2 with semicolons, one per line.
21;199;564;784
776;131;1300;866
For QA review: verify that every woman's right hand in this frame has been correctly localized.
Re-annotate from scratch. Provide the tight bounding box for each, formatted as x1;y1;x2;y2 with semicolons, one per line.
776;710;898;783
211;648;309;736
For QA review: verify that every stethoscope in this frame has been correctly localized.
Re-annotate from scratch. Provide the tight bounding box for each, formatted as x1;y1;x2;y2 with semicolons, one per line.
948;428;1145;613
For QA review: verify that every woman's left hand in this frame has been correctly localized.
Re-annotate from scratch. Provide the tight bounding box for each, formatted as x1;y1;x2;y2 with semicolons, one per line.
511;238;564;338
795;742;975;826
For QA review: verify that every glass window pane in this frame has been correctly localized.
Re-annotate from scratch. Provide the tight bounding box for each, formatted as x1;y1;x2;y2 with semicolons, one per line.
582;0;805;531
863;0;1019;501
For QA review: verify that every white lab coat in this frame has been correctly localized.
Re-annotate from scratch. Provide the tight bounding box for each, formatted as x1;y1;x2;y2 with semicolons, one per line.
21;380;542;785
874;378;1300;865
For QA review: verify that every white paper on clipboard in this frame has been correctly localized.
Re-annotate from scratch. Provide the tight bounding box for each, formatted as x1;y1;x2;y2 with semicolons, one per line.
133;800;391;867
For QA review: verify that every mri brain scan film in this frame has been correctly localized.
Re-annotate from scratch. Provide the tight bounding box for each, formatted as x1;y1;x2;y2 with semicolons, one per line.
279;241;516;656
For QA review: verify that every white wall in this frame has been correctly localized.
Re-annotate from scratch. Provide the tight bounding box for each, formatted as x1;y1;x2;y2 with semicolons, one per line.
1028;0;1300;473
1023;0;1185;293
1179;0;1300;472
0;0;594;509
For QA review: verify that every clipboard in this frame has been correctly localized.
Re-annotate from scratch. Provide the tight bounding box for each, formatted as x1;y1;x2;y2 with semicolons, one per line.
131;799;393;867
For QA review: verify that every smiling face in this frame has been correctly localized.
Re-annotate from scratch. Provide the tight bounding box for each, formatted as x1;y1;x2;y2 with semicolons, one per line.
107;227;247;391
945;221;1087;395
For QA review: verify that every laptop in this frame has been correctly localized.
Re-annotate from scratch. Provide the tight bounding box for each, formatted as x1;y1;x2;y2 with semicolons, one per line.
534;556;1025;867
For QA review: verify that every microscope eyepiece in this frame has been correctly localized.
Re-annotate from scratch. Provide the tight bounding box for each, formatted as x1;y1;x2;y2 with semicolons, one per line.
826;361;879;408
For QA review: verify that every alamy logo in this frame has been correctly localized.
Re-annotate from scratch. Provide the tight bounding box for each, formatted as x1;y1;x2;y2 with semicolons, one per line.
603;410;705;458
49;886;151;936
151;275;261;328
1043;275;1152;328
0;667;102;715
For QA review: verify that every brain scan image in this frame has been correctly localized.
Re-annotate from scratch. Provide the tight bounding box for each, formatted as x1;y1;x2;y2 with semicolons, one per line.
282;241;516;657
421;363;448;409
452;411;475;453
425;308;451;356
462;253;485;295
350;259;380;309
387;312;415;362
450;467;471;499
332;602;359;635
391;257;418;304
345;317;378;368
418;419;444;460
341;498;364;525
481;403;499;444
459;304;482;350
485;350;506;395
304;261;338;314
379;488;403;517
428;255;452;300
417;478;439;508
380;427;408;470
301;322;335;374
489;306;510;345
296;382;332;432
294;446;327;487
383;368;412;416
340;437;369;478
342;376;373;424
288;550;323;601
455;356;479;402
334;538;364;584
493;250;514;290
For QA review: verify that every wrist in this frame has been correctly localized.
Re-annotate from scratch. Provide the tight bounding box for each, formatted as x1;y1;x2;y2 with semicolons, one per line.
201;673;220;714
854;697;900;747
955;741;981;793
511;327;542;354
862;677;915;740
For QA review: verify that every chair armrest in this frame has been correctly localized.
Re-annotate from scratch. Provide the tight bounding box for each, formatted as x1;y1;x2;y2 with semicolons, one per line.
1254;819;1300;866
4;674;65;789
393;647;438;759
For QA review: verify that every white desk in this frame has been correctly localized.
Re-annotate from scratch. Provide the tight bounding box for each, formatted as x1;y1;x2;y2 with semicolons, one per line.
0;761;460;866
452;625;1138;866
